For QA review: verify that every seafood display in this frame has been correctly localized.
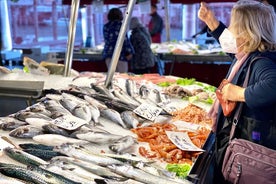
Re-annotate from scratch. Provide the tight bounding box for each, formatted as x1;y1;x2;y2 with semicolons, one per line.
0;71;216;183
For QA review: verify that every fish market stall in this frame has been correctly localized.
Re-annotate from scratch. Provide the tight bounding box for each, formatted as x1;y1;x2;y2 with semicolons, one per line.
0;69;216;183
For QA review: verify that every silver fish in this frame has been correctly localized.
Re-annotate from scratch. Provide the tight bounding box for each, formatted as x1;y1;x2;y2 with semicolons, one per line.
120;111;140;129
43;164;96;184
59;98;79;113
32;134;89;146
72;103;92;122
61;92;88;104
108;164;192;184
50;156;126;181
42;124;71;137
25;103;52;117
113;88;141;106
45;159;102;183
125;78;139;97
67;84;96;95
13;111;53;122
0;116;28;131
100;108;127;128
84;95;107;109
9;125;43;138
109;135;138;153
43;100;71;117
53;143;123;166
88;104;100;124
90;83;115;98
75;130;123;144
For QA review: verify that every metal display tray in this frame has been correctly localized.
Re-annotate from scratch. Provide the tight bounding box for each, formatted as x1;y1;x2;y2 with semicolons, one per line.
0;80;44;99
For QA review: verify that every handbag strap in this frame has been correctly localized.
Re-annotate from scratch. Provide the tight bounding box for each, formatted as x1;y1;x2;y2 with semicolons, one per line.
229;56;265;141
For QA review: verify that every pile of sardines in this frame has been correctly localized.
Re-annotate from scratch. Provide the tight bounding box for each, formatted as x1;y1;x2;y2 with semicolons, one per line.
0;78;191;184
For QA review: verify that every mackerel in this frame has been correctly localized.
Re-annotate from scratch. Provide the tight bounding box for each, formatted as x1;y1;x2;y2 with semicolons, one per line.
4;147;48;166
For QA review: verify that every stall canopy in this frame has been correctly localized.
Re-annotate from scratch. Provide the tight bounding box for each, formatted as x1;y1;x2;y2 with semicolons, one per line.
62;0;236;5
62;0;158;5
170;0;236;3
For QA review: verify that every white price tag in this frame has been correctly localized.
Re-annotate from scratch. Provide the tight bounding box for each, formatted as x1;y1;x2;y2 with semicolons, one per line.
166;131;205;152
51;114;87;131
172;120;201;132
161;105;178;114
134;103;162;121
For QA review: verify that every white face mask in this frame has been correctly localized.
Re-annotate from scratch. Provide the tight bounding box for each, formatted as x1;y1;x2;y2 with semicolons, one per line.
219;29;238;54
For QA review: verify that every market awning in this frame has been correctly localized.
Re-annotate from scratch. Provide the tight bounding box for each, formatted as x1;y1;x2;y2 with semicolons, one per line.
62;0;236;5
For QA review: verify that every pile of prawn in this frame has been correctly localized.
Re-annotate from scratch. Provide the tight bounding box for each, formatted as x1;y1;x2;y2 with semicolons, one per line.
172;104;213;127
132;104;211;164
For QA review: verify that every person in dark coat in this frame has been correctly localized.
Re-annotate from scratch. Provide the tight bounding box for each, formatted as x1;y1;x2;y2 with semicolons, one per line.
198;1;276;183
129;17;155;74
102;8;134;73
148;4;165;76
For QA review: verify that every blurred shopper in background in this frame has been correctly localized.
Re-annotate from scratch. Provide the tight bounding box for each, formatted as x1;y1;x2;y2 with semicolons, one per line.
129;17;156;74
198;1;276;183
148;4;164;75
102;8;134;73
148;4;163;43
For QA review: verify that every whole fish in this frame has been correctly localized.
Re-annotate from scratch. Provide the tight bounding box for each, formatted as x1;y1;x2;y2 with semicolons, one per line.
0;162;48;184
50;156;126;181
88;104;101;124
27;165;82;184
25;103;52;117
72;103;92;122
113;89;141;106
33;134;89;146
42;123;71;137
108;135;138;154
120;111;140;129
75;130;123;144
59;98;79;113
0;172;27;184
9;125;44;139
61;92;88;104
125;79;139;97
67;84;96;96
44;164;97;184
0;116;28;131
43;100;72;117
84;95;107;109
22;148;66;161
90;83;115;98
100;108;127;129
13;111;53;122
53;143;123;167
108;164;192;184
46;159;104;182
19;143;54;150
25;117;51;128
4;147;48;166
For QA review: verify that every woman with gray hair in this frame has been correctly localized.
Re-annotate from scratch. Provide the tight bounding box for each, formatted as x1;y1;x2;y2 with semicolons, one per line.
129;17;156;74
198;0;276;183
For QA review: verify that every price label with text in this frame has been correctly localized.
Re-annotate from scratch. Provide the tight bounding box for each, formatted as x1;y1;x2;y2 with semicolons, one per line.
51;114;87;130
134;103;162;121
166;131;205;152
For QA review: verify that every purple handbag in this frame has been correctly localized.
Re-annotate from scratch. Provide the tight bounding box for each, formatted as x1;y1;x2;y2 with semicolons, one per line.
222;138;276;184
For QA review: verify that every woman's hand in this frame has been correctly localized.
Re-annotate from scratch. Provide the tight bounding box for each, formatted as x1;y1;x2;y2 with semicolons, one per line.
221;83;246;102
198;2;219;31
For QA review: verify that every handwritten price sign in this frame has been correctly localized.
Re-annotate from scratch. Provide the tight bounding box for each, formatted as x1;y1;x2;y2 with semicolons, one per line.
134;103;162;121
51;114;87;130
